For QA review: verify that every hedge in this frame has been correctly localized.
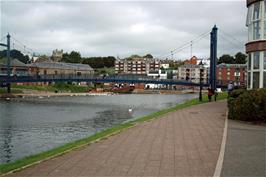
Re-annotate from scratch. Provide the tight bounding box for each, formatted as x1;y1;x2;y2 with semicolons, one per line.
228;88;266;123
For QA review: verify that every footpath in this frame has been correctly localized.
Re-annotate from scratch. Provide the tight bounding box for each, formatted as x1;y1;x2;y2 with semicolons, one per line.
6;101;227;177
5;100;265;177
221;119;266;177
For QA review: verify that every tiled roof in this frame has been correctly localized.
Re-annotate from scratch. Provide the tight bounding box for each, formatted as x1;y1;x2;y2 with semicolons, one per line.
28;61;94;71
0;58;27;67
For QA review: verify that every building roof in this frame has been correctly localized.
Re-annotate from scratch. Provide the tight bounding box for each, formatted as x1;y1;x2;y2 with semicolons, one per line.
180;64;202;69
28;61;94;71
217;63;247;68
0;58;27;67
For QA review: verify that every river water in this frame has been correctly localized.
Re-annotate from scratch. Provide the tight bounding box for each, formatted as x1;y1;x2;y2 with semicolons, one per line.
0;94;197;164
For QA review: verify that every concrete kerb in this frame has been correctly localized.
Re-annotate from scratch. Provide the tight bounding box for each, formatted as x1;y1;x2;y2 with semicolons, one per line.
213;111;228;177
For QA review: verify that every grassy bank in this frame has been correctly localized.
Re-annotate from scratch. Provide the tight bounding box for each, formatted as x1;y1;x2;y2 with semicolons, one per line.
0;92;228;175
10;83;93;93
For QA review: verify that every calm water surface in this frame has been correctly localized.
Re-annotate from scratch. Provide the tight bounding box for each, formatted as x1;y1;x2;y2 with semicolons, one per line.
0;94;197;164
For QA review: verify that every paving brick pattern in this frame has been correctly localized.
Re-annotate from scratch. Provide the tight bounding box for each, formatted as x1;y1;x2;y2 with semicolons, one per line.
7;101;227;177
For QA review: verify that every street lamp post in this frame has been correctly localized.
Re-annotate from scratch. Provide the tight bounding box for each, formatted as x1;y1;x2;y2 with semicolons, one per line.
199;61;203;101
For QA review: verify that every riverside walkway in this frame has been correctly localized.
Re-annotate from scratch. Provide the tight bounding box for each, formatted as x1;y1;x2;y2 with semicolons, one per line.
7;101;227;177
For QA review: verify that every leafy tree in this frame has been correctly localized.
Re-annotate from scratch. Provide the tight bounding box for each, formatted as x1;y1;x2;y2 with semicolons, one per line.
0;49;30;64
82;56;115;68
103;56;116;67
235;52;247;64
218;54;235;64
61;53;71;63
143;54;153;58
69;51;82;63
61;51;82;63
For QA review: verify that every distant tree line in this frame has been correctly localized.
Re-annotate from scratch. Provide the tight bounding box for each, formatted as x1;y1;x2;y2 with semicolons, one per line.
0;49;30;64
218;52;247;64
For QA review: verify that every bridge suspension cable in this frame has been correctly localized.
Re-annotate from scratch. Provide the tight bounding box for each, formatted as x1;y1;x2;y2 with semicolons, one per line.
0;35;6;42
219;29;243;44
10;35;38;56
160;31;210;59
158;30;210;59
218;33;241;48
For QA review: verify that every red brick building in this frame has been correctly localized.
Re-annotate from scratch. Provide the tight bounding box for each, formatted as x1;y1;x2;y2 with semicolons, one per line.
184;56;198;65
216;63;247;87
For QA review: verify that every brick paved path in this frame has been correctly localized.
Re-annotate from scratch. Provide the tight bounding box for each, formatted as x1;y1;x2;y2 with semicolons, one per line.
8;101;227;177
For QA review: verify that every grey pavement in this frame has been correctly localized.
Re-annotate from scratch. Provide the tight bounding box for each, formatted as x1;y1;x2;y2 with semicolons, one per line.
6;101;227;177
221;120;266;177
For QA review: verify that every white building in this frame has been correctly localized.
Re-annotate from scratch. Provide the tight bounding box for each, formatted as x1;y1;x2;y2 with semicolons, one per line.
246;0;266;88
178;64;208;83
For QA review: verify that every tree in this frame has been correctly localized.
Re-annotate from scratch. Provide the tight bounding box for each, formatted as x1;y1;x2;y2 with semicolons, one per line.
69;51;82;63
0;49;30;64
61;51;82;63
82;56;115;68
143;54;153;58
218;54;234;64
103;56;116;68
235;52;247;64
61;53;70;63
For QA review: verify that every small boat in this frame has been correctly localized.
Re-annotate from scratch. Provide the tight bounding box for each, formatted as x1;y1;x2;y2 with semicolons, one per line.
111;86;135;94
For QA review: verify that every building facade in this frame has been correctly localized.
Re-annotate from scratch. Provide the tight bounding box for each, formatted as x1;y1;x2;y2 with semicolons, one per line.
216;63;247;87
178;64;208;83
246;0;266;88
29;62;94;76
115;58;160;75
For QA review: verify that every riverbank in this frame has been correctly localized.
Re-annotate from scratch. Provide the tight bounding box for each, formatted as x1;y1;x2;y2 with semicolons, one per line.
0;92;228;175
0;88;201;99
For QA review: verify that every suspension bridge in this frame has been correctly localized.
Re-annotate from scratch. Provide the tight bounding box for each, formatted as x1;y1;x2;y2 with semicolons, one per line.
0;25;224;93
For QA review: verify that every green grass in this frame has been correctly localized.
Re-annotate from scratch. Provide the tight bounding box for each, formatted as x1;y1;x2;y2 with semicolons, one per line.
94;67;115;75
0;92;227;175
0;88;23;94
9;83;92;93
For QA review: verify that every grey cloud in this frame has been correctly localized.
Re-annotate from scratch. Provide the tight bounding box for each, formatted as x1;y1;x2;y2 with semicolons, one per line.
0;1;247;59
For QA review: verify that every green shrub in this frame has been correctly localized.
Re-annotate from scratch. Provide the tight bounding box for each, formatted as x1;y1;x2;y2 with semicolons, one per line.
228;88;266;123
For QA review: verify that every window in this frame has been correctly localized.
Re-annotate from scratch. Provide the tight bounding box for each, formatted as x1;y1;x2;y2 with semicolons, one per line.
264;1;266;38
264;52;266;70
253;72;260;89
253;21;261;40
264;72;266;87
248;72;251;88
248;53;252;70
254;52;260;69
253;2;260;20
246;5;253;26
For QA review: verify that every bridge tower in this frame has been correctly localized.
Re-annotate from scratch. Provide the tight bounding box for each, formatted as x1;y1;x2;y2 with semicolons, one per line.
7;34;11;93
209;25;218;90
0;33;11;93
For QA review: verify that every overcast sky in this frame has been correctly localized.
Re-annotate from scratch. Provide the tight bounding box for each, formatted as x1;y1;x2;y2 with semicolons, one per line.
0;0;247;60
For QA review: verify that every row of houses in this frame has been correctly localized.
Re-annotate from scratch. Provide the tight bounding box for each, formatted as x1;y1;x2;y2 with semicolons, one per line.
115;57;247;86
0;58;94;77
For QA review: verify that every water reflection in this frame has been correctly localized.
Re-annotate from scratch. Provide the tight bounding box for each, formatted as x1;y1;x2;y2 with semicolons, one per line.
0;94;196;164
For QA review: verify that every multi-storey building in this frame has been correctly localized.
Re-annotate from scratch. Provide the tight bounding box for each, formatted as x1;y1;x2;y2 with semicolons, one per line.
115;58;160;75
178;64;208;83
216;63;247;87
246;0;266;88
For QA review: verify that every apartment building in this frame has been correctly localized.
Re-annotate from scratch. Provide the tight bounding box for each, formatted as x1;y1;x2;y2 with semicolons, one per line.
178;64;208;83
216;63;247;86
115;58;160;75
